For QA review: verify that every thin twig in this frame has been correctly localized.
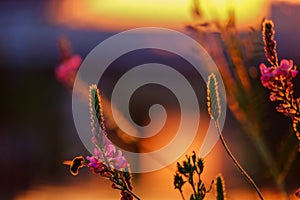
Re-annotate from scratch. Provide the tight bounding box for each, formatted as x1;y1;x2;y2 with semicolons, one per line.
179;190;186;200
214;121;265;200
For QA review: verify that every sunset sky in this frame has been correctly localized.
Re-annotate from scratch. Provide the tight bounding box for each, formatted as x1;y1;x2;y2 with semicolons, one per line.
48;0;271;31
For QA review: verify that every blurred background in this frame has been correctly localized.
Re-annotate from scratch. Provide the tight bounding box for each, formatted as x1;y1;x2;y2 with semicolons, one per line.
0;0;300;199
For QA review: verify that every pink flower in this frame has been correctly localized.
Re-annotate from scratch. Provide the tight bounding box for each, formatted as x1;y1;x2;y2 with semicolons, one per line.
86;155;108;174
104;138;117;158
86;156;101;171
55;54;82;86
269;94;277;101
259;59;298;88
93;148;103;159
277;59;298;77
88;135;128;170
88;85;129;171
91;135;98;144
259;63;276;87
111;150;128;169
102;137;128;169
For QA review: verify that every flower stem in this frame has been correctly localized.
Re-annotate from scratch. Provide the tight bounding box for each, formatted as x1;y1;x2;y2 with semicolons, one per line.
179;190;186;200
124;188;141;200
214;121;265;200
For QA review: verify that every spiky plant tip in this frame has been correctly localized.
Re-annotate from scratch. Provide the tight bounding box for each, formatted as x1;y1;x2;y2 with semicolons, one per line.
262;20;274;33
174;173;185;191
89;84;106;132
197;157;204;174
262;19;278;67
207;73;221;121
215;174;226;200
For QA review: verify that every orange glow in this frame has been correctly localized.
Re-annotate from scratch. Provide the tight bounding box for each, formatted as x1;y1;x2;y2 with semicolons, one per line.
48;0;270;31
273;0;300;3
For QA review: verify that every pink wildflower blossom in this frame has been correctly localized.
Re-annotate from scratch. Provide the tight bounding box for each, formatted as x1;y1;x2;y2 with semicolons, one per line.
259;63;276;88
55;54;82;87
260;19;300;151
259;59;298;88
89;136;128;170
277;59;298;78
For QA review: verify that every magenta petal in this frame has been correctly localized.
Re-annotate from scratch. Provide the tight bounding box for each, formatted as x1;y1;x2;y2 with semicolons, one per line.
112;150;127;169
55;54;82;84
69;55;82;70
289;59;294;68
269;95;277;101
94;148;102;157
91;135;98;144
291;70;298;78
280;59;293;71
105;143;116;158
118;157;127;169
86;156;97;164
259;63;267;75
280;59;290;69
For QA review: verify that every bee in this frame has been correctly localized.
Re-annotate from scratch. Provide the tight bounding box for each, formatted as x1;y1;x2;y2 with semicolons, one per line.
63;156;86;176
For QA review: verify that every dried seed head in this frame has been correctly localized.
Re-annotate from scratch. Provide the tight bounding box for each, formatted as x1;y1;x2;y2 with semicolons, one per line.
216;174;226;200
207;73;221;121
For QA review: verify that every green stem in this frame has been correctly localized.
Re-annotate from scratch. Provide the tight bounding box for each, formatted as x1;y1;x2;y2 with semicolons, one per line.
117;173;141;200
189;174;197;198
214;121;265;200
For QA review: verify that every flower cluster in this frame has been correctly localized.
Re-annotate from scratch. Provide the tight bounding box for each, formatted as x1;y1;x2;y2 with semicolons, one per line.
55;54;82;86
85;85;136;200
87;137;128;171
55;37;82;89
259;20;300;150
260;59;298;88
64;84;139;200
88;84;128;170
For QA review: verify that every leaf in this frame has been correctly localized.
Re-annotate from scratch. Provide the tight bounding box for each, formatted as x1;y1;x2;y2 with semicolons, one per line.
197;158;204;175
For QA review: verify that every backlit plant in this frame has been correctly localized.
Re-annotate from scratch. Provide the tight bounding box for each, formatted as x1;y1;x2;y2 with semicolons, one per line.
259;20;300;151
63;85;140;200
56;18;300;199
